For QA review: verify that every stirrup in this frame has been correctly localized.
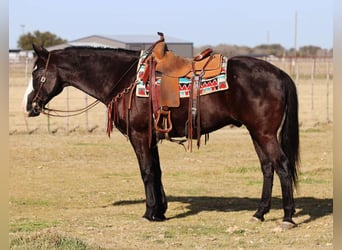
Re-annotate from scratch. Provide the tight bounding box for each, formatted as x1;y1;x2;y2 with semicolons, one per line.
154;109;172;133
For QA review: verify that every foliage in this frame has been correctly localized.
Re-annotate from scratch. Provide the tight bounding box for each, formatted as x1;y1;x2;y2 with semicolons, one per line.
298;45;326;57
253;43;285;57
195;43;333;58
17;30;67;50
10;233;92;250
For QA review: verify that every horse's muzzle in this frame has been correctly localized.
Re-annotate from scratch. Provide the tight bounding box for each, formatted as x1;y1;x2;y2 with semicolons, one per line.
25;102;41;117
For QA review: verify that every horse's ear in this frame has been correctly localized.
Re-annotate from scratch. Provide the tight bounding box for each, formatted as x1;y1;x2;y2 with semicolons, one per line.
32;43;49;59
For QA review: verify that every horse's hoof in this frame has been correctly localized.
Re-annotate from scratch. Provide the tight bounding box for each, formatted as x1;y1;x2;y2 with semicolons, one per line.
250;216;262;223
152;215;166;221
281;220;297;230
141;216;151;222
251;216;265;222
142;214;166;222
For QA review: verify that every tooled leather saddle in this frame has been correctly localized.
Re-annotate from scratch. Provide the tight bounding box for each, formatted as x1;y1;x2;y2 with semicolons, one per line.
152;35;222;108
147;32;224;150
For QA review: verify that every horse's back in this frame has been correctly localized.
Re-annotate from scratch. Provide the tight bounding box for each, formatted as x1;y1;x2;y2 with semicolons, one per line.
226;56;290;132
227;56;288;81
227;55;290;97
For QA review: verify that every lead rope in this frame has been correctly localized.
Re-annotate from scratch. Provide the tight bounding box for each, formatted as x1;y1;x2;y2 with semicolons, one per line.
42;99;101;117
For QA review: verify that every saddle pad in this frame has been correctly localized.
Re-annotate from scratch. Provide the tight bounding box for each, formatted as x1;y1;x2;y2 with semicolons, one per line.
136;55;228;98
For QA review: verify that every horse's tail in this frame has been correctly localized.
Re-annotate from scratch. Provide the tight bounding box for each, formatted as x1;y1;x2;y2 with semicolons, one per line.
280;73;300;188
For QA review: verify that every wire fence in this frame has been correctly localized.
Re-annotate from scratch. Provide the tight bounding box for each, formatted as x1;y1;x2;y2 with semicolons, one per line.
9;56;333;135
10;59;108;135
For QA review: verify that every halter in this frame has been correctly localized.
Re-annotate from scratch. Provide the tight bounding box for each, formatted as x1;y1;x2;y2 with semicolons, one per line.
31;52;51;108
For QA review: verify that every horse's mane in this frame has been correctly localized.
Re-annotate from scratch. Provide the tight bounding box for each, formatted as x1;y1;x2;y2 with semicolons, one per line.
63;46;140;56
33;46;141;68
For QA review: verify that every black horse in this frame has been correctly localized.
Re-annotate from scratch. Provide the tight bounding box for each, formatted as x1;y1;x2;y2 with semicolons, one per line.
23;36;299;228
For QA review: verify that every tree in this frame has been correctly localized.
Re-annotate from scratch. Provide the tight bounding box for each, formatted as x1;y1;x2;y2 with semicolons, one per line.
298;45;322;57
252;44;285;57
17;30;67;50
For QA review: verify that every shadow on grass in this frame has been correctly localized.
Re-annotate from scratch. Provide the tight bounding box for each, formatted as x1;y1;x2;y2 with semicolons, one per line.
111;196;332;224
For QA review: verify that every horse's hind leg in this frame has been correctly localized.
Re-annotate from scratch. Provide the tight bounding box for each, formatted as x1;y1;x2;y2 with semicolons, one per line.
251;135;296;227
251;137;274;222
129;132;168;221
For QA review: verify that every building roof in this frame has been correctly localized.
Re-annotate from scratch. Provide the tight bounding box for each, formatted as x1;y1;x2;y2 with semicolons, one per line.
99;34;191;44
45;40;114;51
44;34;192;52
69;41;113;48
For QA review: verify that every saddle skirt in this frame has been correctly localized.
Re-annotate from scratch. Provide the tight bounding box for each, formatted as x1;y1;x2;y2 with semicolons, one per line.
135;54;228;99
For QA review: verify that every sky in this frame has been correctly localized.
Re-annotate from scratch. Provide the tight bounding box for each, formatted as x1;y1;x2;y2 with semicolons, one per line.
9;0;333;50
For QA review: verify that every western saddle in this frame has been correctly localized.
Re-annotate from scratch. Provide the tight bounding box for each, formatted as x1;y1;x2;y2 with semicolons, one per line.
152;33;222;108
148;32;223;149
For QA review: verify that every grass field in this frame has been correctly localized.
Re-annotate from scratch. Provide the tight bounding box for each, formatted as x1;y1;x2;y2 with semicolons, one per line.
9;59;333;249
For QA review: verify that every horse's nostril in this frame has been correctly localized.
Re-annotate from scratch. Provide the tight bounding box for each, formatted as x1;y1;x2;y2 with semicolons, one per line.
31;102;40;113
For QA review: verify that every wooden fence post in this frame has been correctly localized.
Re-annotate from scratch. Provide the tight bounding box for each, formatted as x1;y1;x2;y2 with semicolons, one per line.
311;58;315;118
85;94;89;131
47;103;51;133
66;87;70;134
326;60;330;122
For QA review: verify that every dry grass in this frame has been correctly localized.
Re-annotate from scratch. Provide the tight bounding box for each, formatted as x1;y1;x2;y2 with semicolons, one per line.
9;60;333;249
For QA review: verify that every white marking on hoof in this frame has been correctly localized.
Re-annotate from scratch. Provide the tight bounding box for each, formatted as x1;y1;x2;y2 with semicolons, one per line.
141;217;151;222
250;216;262;223
281;221;297;230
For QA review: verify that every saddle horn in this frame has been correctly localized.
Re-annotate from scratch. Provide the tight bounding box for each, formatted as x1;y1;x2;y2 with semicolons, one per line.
157;32;165;42
153;32;168;60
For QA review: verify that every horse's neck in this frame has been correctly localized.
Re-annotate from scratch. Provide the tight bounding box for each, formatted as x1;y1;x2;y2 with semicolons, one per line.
63;57;136;104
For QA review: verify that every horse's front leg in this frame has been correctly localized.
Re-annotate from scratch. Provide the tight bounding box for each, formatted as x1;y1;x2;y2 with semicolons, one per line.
129;132;167;221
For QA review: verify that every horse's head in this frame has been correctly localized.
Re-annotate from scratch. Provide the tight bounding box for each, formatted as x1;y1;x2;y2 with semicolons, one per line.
23;44;64;117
